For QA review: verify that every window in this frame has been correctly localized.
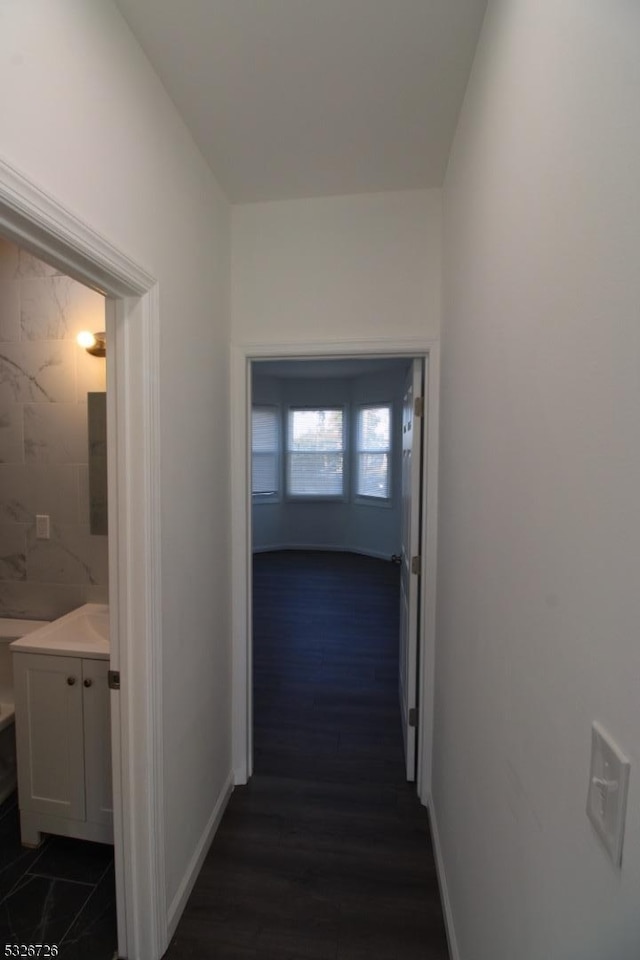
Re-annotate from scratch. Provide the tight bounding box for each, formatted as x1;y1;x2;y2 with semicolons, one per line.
287;408;345;497
252;406;280;499
356;405;391;500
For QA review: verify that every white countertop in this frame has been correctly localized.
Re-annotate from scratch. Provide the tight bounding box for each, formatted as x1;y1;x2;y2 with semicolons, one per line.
10;603;110;660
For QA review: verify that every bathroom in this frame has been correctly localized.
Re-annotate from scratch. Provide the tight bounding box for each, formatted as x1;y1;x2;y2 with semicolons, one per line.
0;237;115;952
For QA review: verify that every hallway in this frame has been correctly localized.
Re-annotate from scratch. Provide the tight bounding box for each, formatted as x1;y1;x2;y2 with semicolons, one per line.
164;551;448;959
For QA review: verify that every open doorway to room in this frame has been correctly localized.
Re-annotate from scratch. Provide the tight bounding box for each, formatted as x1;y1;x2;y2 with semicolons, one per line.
0;164;164;960
0;237;117;957
250;356;421;785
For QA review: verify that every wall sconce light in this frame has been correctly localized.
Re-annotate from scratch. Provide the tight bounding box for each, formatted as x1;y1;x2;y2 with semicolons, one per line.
77;331;106;358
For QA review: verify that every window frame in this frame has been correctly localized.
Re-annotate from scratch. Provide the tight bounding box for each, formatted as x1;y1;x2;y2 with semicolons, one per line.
251;404;281;503
354;402;393;507
285;404;348;501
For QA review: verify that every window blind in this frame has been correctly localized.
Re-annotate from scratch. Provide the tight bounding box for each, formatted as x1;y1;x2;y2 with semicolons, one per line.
357;406;391;499
287;408;344;496
252;406;279;497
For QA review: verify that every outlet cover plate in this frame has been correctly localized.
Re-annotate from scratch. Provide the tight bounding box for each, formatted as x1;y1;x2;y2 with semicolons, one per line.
587;722;630;868
35;514;50;540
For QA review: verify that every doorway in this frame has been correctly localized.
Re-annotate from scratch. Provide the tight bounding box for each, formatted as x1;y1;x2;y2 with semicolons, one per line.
250;356;419;781
0;161;165;958
230;339;440;806
0;238;116;953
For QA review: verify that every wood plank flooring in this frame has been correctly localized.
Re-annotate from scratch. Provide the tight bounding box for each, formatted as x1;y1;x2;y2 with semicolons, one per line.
163;551;449;960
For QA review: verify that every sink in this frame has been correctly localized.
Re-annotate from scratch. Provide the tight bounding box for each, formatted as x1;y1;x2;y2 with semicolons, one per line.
10;604;110;660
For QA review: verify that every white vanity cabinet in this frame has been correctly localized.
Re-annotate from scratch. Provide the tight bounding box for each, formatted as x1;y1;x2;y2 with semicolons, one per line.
12;651;113;846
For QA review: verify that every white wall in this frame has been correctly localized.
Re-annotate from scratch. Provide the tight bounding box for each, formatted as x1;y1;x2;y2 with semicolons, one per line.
0;0;231;925
252;366;406;559
232;189;441;345
436;2;640;958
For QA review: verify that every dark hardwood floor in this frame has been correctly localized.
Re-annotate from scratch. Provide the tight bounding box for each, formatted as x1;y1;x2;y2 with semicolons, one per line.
164;550;449;960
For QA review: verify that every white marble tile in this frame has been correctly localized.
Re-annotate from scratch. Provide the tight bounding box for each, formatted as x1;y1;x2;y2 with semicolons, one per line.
21;276;104;342
0;581;87;620
31;464;80;523
26;522;108;586
0;523;26;580
24;403;87;463
20;276;72;340
0;282;20;342
0;404;23;464
14;249;61;279
85;583;109;604
0;465;29;521
0;240;20;281
76;345;106;397
0;464;79;524
0;341;75;403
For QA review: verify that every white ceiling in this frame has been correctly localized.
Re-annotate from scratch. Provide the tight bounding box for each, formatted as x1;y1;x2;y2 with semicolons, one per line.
114;0;487;203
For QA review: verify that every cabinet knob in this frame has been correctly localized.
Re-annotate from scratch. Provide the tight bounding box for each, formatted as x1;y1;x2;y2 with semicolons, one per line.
67;676;76;686
83;678;93;688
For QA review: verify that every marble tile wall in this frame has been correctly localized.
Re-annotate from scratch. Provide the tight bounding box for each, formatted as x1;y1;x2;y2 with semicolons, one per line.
0;239;108;620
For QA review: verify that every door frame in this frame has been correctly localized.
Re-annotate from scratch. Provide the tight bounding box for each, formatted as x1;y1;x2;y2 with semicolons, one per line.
0;157;166;958
230;337;440;805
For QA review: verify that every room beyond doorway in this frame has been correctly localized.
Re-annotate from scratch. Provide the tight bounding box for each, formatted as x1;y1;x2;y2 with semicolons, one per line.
250;353;418;786
253;550;405;783
251;357;410;560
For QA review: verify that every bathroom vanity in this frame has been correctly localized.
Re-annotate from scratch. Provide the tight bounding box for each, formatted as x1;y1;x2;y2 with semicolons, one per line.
11;604;113;847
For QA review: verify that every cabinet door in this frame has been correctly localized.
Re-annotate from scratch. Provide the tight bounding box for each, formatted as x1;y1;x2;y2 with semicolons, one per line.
13;653;85;821
82;659;113;826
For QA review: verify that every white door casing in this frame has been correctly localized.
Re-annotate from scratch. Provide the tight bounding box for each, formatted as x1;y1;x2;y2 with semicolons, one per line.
0;156;165;960
399;358;424;781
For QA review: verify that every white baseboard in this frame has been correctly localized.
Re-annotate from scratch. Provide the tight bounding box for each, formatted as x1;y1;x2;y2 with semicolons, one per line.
252;543;393;562
429;798;461;960
166;772;234;939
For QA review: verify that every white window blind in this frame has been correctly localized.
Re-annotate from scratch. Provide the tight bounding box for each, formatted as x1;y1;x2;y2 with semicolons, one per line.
287;408;344;497
357;405;391;499
252;406;280;498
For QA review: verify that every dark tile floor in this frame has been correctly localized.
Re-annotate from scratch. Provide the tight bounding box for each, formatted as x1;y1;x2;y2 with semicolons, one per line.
0;793;117;959
164;551;450;960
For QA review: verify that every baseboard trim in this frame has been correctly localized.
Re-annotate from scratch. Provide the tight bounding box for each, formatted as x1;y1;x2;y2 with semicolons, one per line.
166;772;234;940
429;798;461;960
252;543;393;562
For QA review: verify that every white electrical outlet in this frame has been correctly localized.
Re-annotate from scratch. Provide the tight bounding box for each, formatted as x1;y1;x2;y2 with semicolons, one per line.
35;514;50;540
587;722;630;867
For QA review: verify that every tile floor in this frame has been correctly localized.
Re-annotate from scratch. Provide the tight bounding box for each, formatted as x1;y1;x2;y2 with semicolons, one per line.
0;793;117;959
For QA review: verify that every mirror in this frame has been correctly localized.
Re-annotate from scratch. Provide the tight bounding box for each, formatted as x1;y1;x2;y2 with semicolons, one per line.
88;392;108;535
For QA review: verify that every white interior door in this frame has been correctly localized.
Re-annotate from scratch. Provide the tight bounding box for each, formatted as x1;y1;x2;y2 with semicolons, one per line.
399;358;424;781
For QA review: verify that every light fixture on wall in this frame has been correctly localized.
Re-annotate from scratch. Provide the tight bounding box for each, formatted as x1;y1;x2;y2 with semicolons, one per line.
77;330;106;357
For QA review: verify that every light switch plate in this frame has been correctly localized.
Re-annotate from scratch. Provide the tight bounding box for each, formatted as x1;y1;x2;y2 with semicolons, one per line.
587;722;630;867
35;514;50;540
